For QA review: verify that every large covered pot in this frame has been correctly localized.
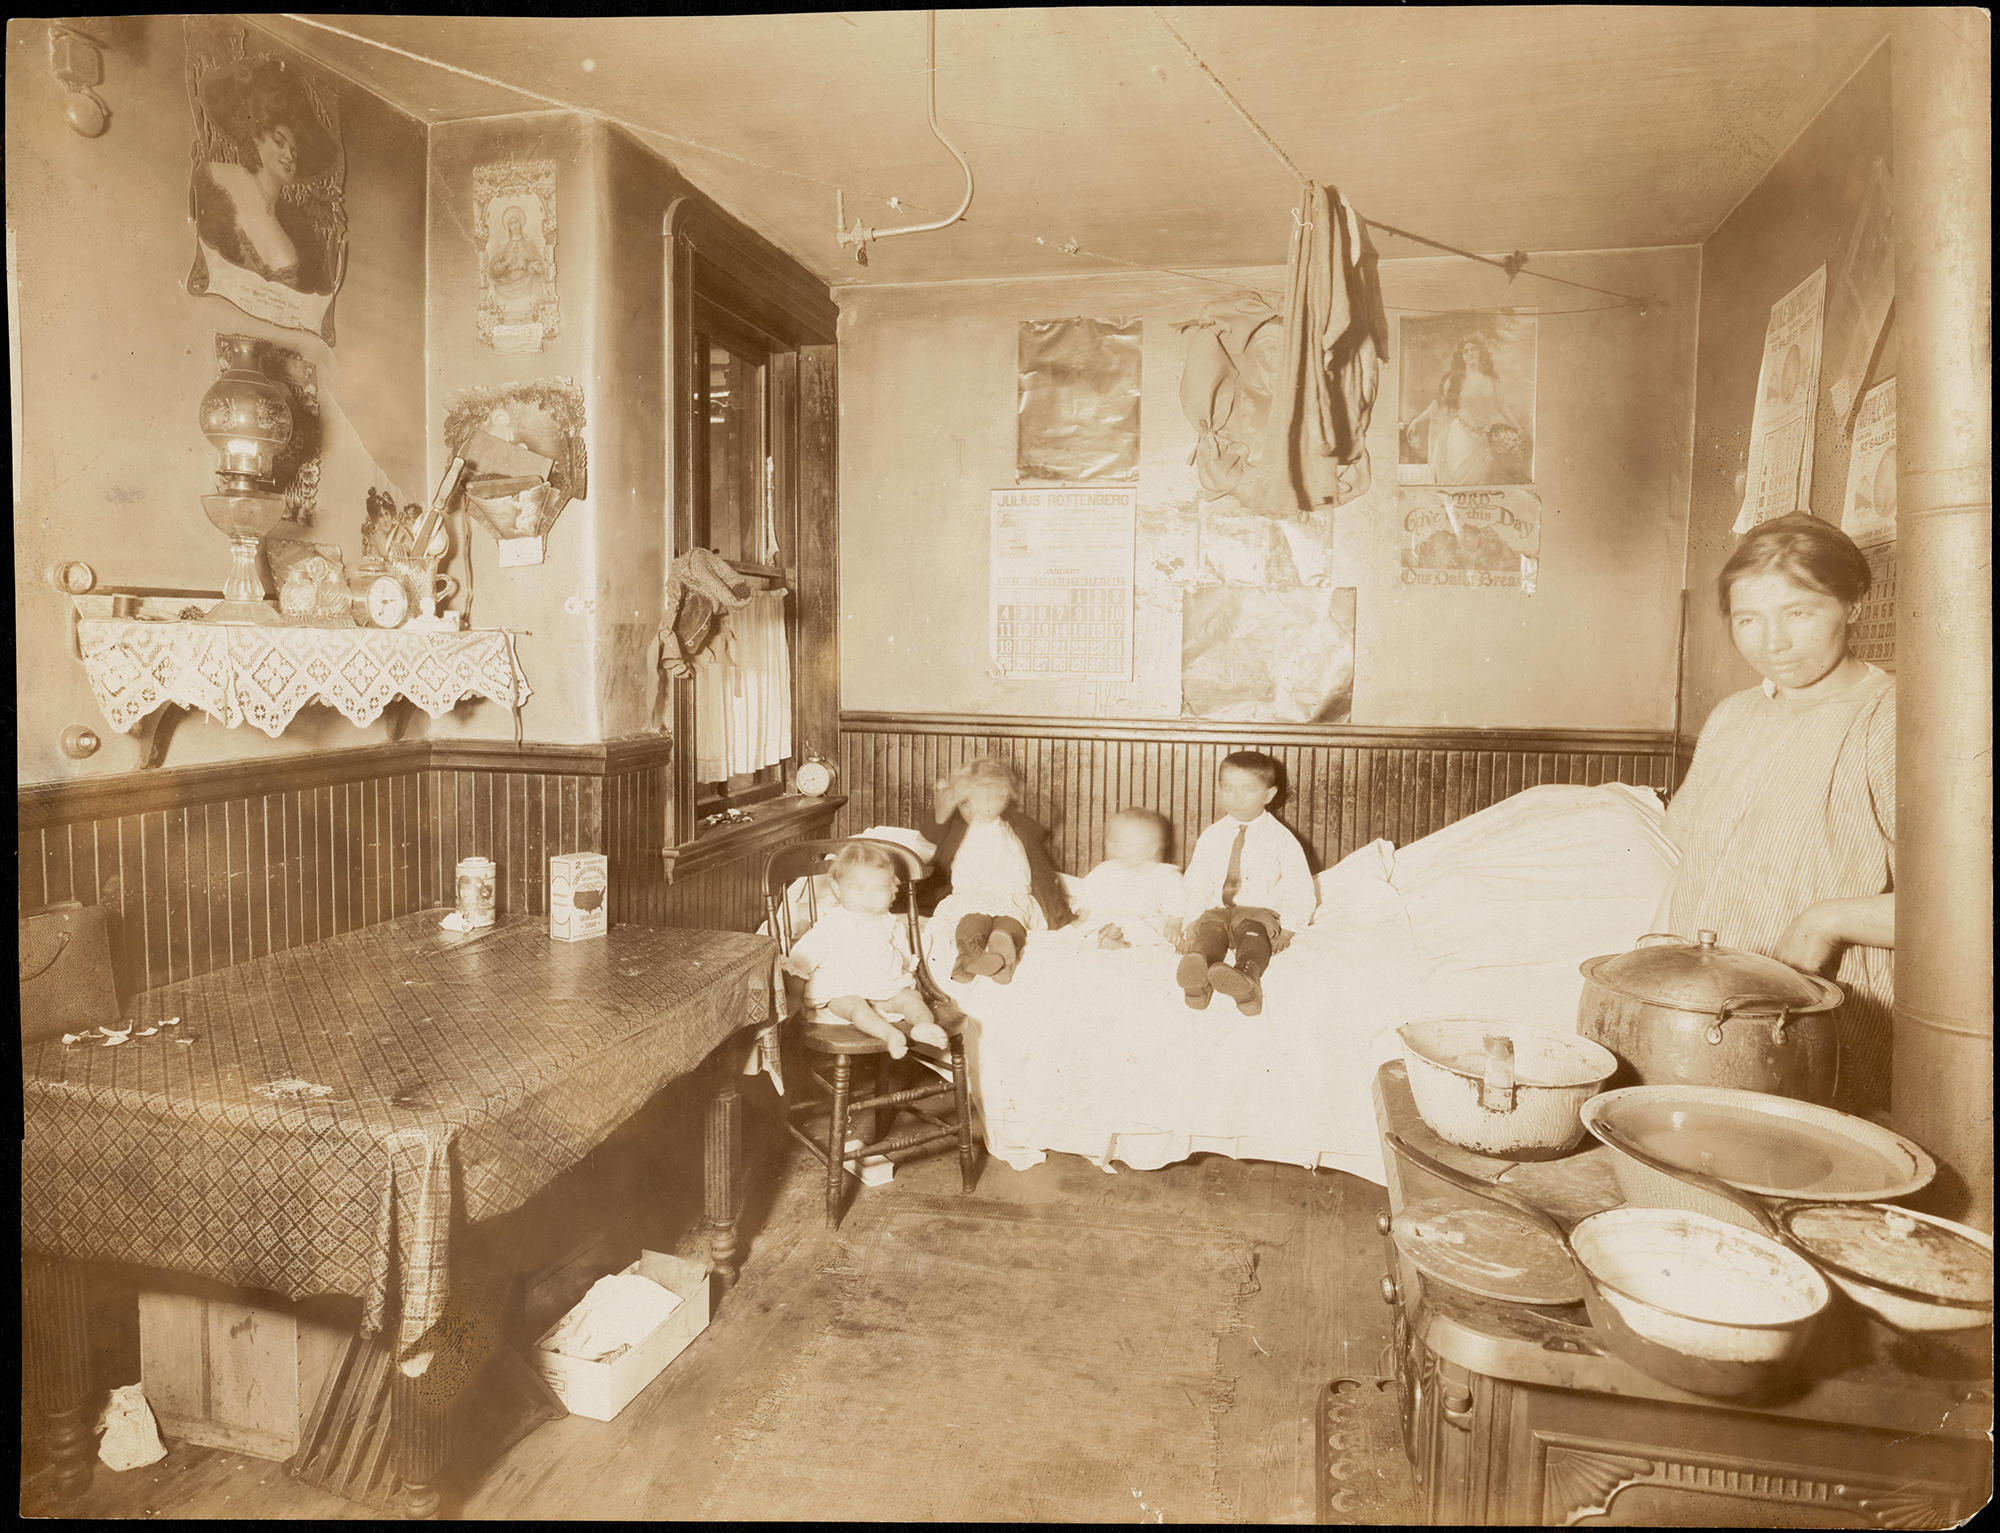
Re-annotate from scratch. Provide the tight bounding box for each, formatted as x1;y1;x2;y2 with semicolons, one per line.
1577;930;1843;1104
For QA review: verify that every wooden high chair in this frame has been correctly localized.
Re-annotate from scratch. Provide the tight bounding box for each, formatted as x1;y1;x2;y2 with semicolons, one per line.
763;837;980;1229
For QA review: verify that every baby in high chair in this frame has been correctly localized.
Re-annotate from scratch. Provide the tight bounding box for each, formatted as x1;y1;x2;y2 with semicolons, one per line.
923;756;1074;983
1071;808;1185;950
781;841;949;1059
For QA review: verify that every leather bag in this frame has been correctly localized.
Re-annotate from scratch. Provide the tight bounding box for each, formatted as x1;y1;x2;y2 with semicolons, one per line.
19;900;121;1043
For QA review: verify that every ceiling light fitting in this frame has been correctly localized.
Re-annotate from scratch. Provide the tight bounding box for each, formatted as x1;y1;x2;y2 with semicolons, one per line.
834;11;973;266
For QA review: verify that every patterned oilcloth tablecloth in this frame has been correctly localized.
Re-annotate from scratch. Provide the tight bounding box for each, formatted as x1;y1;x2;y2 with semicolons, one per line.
76;618;532;737
20;915;775;1360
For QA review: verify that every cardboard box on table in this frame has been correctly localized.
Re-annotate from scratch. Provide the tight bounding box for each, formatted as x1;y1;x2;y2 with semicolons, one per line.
532;1251;710;1421
549;853;609;943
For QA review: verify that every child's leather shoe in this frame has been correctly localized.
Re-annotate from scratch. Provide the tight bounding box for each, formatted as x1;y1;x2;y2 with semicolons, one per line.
1177;952;1214;1009
1209;963;1262;1015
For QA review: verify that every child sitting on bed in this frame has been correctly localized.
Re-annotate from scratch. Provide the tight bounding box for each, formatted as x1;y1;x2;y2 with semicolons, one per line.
781;841;949;1059
1073;808;1185;950
923;756;1074;984
1177;751;1316;1015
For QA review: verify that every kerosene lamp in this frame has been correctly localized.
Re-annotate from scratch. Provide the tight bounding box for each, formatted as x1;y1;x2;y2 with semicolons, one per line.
196;336;294;625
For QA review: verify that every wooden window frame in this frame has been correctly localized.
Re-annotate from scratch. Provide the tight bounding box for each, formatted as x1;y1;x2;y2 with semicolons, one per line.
661;197;838;860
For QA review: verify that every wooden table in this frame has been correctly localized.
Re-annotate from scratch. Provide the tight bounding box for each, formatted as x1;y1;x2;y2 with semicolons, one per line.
21;913;777;1517
1373;1062;1994;1527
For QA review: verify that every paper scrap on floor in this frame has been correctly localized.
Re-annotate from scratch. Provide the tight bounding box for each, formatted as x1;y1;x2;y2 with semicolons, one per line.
544;1272;683;1362
97;1383;167;1471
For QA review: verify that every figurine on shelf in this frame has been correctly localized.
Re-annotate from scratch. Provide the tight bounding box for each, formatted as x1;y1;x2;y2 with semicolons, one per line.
361;486;418;560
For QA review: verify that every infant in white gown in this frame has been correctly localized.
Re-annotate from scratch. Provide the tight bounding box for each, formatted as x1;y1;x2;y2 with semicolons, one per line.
781;841;946;1060
1071;809;1185;949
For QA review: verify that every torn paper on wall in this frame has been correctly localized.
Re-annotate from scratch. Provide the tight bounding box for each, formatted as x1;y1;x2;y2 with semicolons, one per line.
1139;499;1201;586
1181;585;1355;723
1198;510;1299;588
1400;487;1542;592
1279;508;1336;587
1735;266;1827;533
1017;318;1142;484
1839;379;1897;548
1090;590;1185;719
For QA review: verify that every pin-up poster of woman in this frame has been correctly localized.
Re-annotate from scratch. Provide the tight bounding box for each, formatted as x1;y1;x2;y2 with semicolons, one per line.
1397;312;1537;487
184;18;347;343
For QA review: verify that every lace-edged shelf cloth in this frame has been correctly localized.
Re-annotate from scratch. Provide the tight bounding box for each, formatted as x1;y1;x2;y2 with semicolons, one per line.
75;617;532;739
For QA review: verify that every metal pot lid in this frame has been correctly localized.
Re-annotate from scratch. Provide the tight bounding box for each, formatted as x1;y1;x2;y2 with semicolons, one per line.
1580;930;1842;1016
1393;1200;1585;1306
1779;1203;1995;1304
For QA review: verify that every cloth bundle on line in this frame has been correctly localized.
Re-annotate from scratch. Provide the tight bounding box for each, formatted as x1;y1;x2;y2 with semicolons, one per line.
659;547;754;679
1180;183;1388;517
1179;291;1284;502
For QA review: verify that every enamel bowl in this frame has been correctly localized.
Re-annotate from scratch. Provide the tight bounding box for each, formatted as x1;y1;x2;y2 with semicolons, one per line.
1581;1085;1935;1229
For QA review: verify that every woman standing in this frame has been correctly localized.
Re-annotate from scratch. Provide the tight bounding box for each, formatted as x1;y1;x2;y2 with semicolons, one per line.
1403;336;1523;485
1662;514;1895;1112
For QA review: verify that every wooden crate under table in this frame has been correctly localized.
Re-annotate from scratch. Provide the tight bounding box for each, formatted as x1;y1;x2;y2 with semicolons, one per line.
138;1274;355;1462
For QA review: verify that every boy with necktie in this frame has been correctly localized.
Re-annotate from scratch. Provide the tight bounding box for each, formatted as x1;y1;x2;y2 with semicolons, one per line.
1176;751;1316;1014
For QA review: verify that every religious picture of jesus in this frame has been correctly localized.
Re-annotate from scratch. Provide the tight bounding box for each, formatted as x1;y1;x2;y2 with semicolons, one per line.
473;160;559;351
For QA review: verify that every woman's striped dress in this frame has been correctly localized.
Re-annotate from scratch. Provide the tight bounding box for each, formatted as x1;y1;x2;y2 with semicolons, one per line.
1661;665;1896;1114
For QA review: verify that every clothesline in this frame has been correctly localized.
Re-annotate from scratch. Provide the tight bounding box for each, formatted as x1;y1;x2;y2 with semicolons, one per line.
1147;8;1660;313
279;11;1658;315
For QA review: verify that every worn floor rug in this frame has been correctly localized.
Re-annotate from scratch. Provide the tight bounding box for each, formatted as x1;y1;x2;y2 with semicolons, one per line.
697;1196;1258;1523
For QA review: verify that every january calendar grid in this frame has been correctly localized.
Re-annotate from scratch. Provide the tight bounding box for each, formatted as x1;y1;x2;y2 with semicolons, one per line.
994;577;1130;675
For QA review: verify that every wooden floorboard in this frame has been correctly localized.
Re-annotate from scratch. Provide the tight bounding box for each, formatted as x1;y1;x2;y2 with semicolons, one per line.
21;1114;1397;1524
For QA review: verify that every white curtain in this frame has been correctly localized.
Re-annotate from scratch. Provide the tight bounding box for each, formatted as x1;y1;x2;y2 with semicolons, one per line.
693;589;792;782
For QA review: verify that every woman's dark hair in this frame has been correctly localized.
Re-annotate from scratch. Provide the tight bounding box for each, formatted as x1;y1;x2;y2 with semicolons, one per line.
1437;335;1497;412
1716;513;1872;614
200;59;336;180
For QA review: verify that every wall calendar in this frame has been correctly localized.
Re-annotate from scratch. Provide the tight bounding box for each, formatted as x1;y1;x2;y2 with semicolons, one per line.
989;487;1136;682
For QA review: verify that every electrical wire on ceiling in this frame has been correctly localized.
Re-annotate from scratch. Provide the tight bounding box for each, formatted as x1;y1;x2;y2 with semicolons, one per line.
1147;7;1661;313
274;12;1660;317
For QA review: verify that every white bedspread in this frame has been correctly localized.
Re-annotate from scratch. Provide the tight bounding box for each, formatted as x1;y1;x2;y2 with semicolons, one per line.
931;784;1679;1185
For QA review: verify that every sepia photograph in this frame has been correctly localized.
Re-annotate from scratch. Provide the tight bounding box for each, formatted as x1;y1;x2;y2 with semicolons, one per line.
9;8;1992;1525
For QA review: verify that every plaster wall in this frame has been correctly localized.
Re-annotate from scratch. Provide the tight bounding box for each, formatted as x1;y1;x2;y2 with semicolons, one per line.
1682;46;1895;736
838;245;1699;728
8;15;429;784
592;126;689;741
424;119;722;746
424;112;604;744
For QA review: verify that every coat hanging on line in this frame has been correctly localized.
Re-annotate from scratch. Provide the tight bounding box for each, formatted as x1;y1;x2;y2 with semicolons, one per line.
1179;183;1388;517
1250;181;1390;516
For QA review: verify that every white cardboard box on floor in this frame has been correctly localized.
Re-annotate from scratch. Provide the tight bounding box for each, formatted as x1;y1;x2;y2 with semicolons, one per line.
533;1251;710;1421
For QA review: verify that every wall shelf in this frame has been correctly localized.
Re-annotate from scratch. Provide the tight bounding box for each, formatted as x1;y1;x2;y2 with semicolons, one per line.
73;616;532;769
